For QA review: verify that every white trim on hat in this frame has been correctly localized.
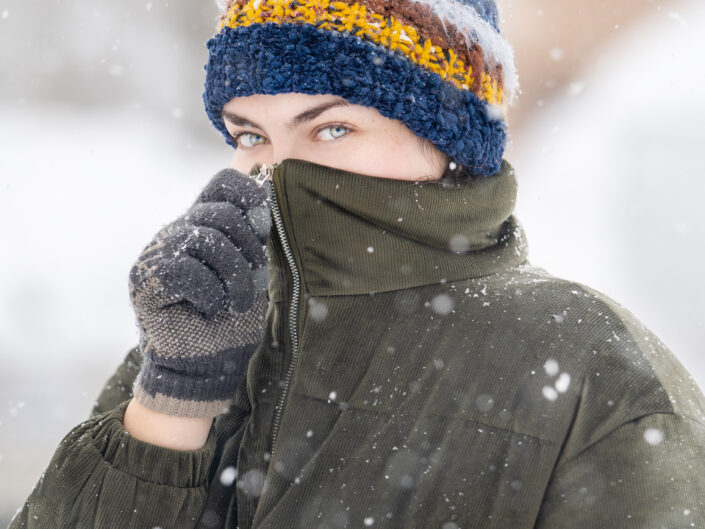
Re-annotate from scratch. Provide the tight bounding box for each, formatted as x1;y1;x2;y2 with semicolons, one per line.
409;0;519;104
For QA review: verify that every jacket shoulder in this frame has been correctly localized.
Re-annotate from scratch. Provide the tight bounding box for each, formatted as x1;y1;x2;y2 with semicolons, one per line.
498;264;705;457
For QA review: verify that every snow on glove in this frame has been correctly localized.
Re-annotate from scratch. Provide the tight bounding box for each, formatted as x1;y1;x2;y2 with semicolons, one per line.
129;168;272;418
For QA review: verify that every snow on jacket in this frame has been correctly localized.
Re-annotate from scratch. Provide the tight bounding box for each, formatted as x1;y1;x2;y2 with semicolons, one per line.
9;159;705;529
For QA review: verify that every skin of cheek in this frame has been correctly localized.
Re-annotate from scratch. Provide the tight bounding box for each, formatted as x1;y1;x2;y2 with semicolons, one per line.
331;116;446;180
342;115;447;180
343;133;428;180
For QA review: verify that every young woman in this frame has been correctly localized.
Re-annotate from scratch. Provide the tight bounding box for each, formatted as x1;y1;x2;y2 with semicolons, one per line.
9;0;705;528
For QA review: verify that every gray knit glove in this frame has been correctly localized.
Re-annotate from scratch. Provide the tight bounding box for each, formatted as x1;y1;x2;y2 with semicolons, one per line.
129;168;272;419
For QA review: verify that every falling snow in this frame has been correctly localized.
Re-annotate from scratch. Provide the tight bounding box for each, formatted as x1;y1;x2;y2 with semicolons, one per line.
3;1;705;524
555;372;571;393
475;394;494;412
431;294;455;316
449;234;471;253
219;466;238;486
544;359;559;377
643;428;665;446
542;386;559;402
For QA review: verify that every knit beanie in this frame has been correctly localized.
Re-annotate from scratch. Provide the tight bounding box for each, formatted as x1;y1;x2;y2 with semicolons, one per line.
203;0;518;176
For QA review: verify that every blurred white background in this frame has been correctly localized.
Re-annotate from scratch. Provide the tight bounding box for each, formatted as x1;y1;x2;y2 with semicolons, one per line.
1;0;703;524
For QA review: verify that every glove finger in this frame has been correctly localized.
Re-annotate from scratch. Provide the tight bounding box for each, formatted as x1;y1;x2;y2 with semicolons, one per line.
130;223;173;273
185;202;268;269
245;204;272;245
251;264;269;292
128;223;182;297
156;253;226;318
196;168;271;211
172;224;257;313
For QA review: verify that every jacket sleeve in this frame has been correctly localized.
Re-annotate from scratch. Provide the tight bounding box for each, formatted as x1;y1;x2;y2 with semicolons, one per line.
7;398;218;529
90;345;142;418
535;412;705;528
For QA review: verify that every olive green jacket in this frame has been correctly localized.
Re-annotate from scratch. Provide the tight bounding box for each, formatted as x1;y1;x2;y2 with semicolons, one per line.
9;160;705;529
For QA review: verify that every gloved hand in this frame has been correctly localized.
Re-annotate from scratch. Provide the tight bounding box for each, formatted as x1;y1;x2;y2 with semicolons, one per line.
128;168;272;419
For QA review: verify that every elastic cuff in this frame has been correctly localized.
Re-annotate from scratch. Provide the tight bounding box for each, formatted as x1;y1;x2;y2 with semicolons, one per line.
90;399;217;488
133;349;251;418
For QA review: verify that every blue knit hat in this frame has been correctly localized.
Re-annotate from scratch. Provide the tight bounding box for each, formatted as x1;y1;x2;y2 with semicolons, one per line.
203;0;518;176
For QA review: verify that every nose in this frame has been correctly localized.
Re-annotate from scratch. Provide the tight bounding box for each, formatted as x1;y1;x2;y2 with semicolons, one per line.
270;151;289;166
250;151;289;169
234;136;305;172
270;137;309;166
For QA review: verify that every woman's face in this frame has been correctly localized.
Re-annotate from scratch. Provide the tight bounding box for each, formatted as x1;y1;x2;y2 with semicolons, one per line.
221;93;448;181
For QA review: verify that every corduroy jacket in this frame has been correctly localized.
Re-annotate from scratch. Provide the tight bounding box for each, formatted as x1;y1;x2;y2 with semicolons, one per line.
9;159;705;529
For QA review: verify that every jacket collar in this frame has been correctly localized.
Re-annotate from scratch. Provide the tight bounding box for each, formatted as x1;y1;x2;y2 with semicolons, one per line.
265;158;528;299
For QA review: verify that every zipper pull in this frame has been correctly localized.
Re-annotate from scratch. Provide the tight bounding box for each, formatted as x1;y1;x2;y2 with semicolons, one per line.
254;162;279;186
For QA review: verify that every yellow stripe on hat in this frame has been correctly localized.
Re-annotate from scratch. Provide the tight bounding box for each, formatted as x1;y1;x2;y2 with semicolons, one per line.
217;0;505;105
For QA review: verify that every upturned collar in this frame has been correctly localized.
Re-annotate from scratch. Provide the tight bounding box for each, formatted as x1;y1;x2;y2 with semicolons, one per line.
264;158;528;300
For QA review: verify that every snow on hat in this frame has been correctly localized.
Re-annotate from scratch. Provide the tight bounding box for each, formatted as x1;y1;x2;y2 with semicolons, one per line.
203;0;518;176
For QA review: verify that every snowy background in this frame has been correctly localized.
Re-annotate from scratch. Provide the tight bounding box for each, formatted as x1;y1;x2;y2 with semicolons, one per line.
1;0;704;523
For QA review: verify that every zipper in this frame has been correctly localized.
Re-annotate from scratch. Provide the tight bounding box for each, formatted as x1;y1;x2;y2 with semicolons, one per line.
255;162;302;457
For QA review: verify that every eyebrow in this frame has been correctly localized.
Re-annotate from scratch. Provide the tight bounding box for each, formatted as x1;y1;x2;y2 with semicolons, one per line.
221;97;351;131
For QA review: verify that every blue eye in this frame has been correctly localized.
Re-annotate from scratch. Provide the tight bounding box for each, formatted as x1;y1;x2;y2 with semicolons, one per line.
234;132;267;148
317;124;351;141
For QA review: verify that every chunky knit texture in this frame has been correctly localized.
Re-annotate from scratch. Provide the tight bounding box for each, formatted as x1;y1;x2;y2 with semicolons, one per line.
203;0;518;176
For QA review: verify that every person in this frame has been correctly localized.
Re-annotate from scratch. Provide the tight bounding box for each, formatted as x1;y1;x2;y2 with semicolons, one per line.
8;0;705;527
